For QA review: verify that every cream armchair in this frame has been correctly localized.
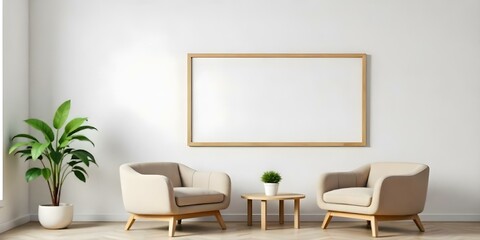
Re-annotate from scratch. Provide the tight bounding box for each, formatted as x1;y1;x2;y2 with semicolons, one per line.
119;162;231;237
317;162;429;237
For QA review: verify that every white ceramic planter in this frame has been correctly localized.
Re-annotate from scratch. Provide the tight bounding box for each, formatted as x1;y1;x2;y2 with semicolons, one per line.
264;183;279;196
38;203;73;229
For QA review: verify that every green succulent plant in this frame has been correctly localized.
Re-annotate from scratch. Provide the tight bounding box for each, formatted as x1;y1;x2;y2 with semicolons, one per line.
8;100;97;206
261;171;282;183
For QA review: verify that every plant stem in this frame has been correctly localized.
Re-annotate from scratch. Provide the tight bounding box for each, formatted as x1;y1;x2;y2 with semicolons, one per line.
39;157;55;205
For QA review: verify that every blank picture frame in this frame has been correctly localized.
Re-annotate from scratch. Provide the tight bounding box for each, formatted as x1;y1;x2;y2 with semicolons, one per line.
187;53;367;147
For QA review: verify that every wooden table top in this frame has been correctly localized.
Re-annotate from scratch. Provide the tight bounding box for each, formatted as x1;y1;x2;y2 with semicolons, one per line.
241;193;305;200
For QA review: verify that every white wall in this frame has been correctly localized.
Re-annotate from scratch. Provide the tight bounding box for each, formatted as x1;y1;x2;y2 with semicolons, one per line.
0;0;31;232
28;0;480;221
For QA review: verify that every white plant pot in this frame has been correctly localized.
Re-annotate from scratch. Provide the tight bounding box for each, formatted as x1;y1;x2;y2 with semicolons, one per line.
264;183;279;196
38;203;73;229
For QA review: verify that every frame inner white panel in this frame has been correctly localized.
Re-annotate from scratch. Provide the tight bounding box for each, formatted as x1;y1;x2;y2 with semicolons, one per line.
191;57;363;143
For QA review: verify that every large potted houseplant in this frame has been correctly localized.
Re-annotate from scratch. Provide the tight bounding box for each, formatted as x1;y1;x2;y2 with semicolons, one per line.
8;100;97;229
261;171;282;196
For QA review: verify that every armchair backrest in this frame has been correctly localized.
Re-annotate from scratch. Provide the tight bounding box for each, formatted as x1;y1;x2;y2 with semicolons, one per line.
129;162;182;187
366;162;428;188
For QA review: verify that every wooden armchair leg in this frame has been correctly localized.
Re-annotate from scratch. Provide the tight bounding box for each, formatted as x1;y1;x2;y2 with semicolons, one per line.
370;216;378;238
321;212;333;229
413;215;425;232
214;211;227;230
168;217;177;237
125;214;136;230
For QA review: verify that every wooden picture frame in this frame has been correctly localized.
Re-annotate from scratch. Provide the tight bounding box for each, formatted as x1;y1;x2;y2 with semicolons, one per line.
187;53;367;147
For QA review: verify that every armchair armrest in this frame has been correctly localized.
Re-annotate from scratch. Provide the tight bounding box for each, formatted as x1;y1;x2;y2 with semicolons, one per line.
371;166;429;215
203;172;231;196
119;164;177;214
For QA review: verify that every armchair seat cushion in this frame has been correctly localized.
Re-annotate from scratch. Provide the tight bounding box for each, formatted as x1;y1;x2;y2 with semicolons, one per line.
174;187;225;207
323;187;373;207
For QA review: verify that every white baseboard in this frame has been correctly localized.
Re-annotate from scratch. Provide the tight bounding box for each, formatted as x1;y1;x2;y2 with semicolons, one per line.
29;213;480;222
225;213;480;222
0;214;30;233
30;214;130;222
420;214;480;222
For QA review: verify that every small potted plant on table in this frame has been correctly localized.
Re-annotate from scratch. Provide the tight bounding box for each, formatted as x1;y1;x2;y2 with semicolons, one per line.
9;100;97;229
261;171;282;196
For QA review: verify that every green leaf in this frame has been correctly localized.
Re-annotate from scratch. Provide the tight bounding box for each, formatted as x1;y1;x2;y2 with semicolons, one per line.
73;166;88;176
25;119;54;142
71;149;97;166
67;160;82;166
16;149;31;156
16;149;32;159
68;125;97;136
58;136;72;149
64;118;87;135
58;133;68;148
42;168;51;180
59;125;97;149
70;135;95;146
78;149;97;165
74;171;86;182
49;150;63;165
71;150;89;166
8;142;33;154
25;168;42;182
53;100;71;129
31;142;50;160
12;134;39;142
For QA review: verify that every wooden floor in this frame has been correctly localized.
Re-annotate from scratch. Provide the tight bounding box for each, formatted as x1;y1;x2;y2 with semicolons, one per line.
1;221;479;239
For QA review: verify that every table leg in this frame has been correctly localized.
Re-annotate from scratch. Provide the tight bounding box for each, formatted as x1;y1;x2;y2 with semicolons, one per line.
247;199;252;226
279;200;284;224
261;200;267;230
294;199;300;229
